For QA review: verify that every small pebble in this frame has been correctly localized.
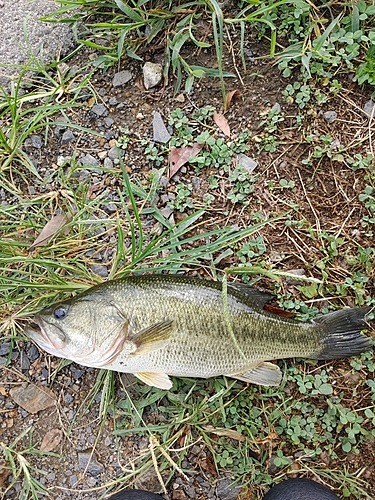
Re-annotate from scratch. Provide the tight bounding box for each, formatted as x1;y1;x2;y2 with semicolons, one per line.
79;154;100;168
77;450;105;476
216;479;241;500
364;100;375;117
104;117;114;127
108;146;125;160
30;135;43;149
61;130;75;144
143;62;163;90
104;157;114;168
237;153;257;174
323;110;337;124
153;111;171;143
91;104;108;117
0;343;11;356
91;265;109;278
113;70;132;87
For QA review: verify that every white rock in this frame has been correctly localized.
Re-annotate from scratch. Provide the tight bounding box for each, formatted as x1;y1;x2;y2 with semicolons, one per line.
143;62;163;90
237;153;258;174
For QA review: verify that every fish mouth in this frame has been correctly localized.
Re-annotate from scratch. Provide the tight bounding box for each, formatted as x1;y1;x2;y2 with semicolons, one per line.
26;318;66;352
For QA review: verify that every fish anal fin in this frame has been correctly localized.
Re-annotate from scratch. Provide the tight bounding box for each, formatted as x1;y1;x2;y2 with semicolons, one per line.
228;362;282;386
135;371;173;390
130;319;173;355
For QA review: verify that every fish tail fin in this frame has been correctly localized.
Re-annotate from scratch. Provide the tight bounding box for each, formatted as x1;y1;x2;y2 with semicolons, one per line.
312;307;373;359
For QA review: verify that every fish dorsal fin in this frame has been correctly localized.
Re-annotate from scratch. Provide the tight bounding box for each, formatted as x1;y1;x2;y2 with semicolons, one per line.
130;320;174;355
228;283;274;308
135;371;173;390
229;362;282;386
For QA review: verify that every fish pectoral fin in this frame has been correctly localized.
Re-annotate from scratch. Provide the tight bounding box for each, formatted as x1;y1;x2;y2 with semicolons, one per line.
135;372;173;390
130;319;173;355
229;362;282;386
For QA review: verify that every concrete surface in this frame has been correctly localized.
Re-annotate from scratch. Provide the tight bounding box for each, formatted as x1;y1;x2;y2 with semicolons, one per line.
0;0;75;89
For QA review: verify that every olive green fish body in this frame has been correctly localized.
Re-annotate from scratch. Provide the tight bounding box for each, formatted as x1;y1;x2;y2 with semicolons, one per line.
26;275;372;389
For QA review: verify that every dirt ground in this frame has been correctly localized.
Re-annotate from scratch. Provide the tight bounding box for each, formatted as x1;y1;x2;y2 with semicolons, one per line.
1;17;375;500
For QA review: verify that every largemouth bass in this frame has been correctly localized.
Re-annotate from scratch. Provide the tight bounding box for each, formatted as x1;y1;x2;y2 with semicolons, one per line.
26;275;372;390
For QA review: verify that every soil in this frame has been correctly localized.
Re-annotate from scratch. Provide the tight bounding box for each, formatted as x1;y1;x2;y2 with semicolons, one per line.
1;15;375;500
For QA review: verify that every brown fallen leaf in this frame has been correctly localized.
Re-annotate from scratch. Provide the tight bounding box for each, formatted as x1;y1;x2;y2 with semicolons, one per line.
29;213;71;250
225;89;241;110
168;143;202;178
40;428;63;452
203;425;254;444
213;110;230;137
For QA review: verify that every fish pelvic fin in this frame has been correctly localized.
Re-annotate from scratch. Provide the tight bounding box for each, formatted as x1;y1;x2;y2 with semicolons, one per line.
135;371;173;390
312;307;372;359
130;319;173;355
228;362;282;386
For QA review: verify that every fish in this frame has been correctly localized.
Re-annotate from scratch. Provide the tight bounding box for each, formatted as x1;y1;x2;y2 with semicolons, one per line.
25;274;372;390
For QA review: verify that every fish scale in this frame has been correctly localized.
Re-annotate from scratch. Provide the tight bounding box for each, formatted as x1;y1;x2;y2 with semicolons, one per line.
26;274;372;390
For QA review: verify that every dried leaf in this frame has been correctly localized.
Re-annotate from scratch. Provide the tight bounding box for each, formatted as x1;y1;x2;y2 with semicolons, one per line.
213;110;230;137
168;143;202;178
203;425;253;444
225;89;241;110
88;96;96;108
29;213;70;250
40;428;63;452
0;386;7;396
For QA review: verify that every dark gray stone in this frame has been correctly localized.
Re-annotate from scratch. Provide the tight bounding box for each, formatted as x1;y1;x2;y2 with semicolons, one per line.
79;154;100;168
104;117;114;127
192;177;200;190
323;110;337;124
0;343;11;356
104;157;114;168
216;479;241;500
112;70;132;87
20;351;30;371
30;135;42;149
91;265;108;278
91;104;107;117
160;175;168;188
153;111;171;143
78;450;105;476
61;130;75;144
108;146;125;160
160;206;173;219
102;202;117;214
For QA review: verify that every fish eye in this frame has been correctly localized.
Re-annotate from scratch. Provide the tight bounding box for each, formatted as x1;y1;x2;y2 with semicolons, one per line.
54;307;67;320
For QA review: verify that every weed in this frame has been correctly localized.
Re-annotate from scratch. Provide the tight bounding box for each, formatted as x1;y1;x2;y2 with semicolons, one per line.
168;183;194;211
1;427;61;499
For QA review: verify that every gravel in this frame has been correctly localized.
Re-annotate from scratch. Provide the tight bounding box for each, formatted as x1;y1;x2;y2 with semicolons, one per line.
0;0;75;89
